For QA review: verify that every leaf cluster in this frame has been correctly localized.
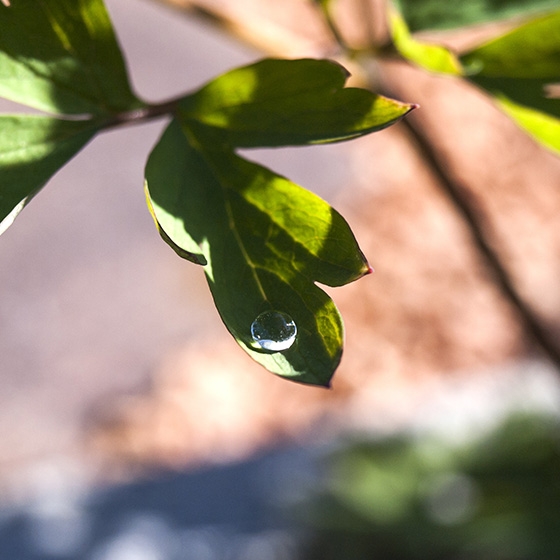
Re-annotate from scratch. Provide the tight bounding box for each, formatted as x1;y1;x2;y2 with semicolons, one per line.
0;0;415;386
2;0;557;386
386;0;560;156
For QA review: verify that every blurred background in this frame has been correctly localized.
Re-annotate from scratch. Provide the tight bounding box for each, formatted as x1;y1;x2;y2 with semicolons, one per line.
1;0;560;558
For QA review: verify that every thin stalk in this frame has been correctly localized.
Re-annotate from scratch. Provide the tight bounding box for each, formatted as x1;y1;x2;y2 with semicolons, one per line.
100;96;185;131
149;0;311;57
313;1;351;52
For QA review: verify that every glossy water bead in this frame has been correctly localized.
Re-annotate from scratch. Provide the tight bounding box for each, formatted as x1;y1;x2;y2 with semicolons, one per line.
250;310;297;352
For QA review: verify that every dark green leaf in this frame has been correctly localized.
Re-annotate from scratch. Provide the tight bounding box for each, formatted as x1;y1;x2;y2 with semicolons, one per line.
393;0;558;32
179;58;416;148
0;0;141;115
0;115;98;235
461;11;560;155
388;7;462;75
145;119;371;386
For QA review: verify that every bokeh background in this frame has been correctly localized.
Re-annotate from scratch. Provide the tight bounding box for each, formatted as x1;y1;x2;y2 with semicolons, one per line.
1;0;560;558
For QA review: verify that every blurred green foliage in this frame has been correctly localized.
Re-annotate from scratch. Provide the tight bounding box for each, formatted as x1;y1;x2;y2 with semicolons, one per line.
393;0;559;32
301;414;560;559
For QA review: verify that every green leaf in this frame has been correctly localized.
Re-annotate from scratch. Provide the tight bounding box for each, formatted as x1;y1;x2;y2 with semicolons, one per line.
179;58;416;148
461;11;560;79
0;115;98;235
145;119;371;386
393;0;559;32
388;7;462;75
0;0;141;115
496;99;560;155
144;182;207;266
461;11;560;155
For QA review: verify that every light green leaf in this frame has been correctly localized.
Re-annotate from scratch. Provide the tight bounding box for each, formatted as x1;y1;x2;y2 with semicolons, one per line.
0;115;98;235
393;0;558;32
0;0;141;115
461;11;560;155
145;119;371;386
179;58;416;148
388;7;462;75
461;11;560;79
496;99;560;155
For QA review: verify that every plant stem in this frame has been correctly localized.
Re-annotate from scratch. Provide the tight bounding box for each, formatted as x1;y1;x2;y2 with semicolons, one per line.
101;96;185;130
313;1;351;52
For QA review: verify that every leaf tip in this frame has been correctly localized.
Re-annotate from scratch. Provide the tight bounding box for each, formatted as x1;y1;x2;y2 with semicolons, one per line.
401;102;420;117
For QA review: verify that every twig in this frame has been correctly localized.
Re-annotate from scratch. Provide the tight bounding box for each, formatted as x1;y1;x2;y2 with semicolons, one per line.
150;0;326;57
99;96;185;131
312;0;351;52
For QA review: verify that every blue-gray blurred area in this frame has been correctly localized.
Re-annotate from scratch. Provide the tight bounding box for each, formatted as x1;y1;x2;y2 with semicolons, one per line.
0;445;315;560
1;411;560;559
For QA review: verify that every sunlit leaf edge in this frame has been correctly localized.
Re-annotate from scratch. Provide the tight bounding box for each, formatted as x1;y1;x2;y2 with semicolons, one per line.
387;6;463;75
0;0;143;115
0;115;99;235
179;58;417;148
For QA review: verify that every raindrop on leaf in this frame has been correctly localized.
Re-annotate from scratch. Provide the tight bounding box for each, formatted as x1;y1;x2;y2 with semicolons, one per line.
251;311;297;352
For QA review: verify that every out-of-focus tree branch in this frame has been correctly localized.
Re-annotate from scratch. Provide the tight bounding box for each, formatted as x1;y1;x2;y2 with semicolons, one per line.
399;114;560;367
152;0;333;56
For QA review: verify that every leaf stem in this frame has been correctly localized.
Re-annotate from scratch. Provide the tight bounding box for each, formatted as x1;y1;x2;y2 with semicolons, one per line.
100;96;185;130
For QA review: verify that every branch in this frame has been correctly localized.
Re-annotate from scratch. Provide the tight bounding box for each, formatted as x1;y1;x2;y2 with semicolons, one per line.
150;0;330;57
402;115;560;369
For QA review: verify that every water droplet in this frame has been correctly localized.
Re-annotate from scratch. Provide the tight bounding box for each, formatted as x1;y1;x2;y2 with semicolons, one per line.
250;311;297;352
